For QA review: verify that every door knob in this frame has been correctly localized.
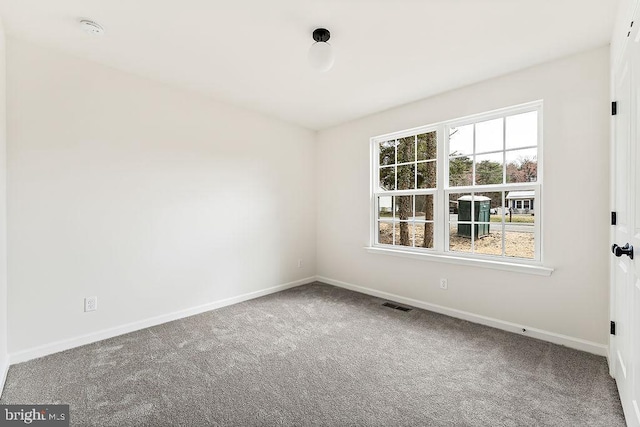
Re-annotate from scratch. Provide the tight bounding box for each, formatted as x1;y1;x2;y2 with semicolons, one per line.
612;243;634;259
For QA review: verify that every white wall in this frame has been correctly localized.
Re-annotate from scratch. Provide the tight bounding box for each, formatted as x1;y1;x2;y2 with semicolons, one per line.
316;47;611;346
6;38;316;355
0;18;8;386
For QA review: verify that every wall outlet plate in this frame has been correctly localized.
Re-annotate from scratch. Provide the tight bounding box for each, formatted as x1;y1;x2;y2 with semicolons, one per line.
439;279;448;290
84;296;97;312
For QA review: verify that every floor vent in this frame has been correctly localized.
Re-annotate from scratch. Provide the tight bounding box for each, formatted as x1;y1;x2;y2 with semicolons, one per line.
382;302;412;312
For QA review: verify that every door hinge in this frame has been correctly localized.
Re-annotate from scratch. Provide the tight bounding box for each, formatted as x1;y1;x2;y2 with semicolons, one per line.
612;101;618;116
612;211;617;225
611;321;616;336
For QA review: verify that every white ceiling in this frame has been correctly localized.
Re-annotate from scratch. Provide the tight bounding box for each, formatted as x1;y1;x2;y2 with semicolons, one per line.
0;1;619;130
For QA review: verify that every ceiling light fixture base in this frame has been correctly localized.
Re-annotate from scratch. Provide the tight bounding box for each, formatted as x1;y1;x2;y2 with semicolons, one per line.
312;28;331;43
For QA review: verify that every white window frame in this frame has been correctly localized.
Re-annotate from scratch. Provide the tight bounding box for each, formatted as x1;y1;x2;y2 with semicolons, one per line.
368;101;552;275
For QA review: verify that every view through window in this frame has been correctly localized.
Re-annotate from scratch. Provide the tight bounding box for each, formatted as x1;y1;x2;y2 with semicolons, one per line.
372;102;541;262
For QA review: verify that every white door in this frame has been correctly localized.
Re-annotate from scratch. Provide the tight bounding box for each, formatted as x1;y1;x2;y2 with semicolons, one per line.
612;8;640;426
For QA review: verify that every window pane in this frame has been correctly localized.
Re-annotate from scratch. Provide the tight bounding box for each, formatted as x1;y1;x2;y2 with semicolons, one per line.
417;161;437;189
476;118;503;154
475;192;502;222
415;195;434;221
506;111;537;150
378;196;393;218
415;222;435;249
395;196;413;220
471;192;502;256
505;212;535;259
379;140;396;166
394;222;414;247
397;136;415;164
448;192;467;215
449;192;472;253
474;152;503;185
449;124;473;156
449;156;473;187
378;222;394;245
417;132;437;161
506;148;537;183
449;222;472;253
380;166;395;190
397;164;415;190
485;191;509;226
474;223;503;257
505;189;535;215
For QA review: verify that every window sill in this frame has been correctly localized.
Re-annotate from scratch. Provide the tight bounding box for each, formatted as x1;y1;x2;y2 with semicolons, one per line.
364;246;554;276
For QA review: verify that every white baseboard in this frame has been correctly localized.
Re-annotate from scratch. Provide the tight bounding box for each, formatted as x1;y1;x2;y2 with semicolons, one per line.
316;276;608;357
10;277;316;364
0;355;9;396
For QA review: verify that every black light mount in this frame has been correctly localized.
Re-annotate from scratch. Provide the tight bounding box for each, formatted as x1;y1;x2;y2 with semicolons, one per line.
312;28;331;42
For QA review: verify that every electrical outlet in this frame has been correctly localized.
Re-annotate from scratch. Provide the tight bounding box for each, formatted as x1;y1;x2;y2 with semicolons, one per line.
84;296;97;312
297;259;302;268
439;279;448;290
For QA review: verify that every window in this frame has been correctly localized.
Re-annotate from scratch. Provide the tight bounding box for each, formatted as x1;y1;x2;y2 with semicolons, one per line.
371;101;542;264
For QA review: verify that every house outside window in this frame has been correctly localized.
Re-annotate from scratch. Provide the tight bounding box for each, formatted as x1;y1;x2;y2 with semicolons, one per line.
507;190;535;214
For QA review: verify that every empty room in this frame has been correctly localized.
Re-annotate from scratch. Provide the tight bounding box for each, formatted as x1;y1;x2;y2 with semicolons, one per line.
0;0;637;426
